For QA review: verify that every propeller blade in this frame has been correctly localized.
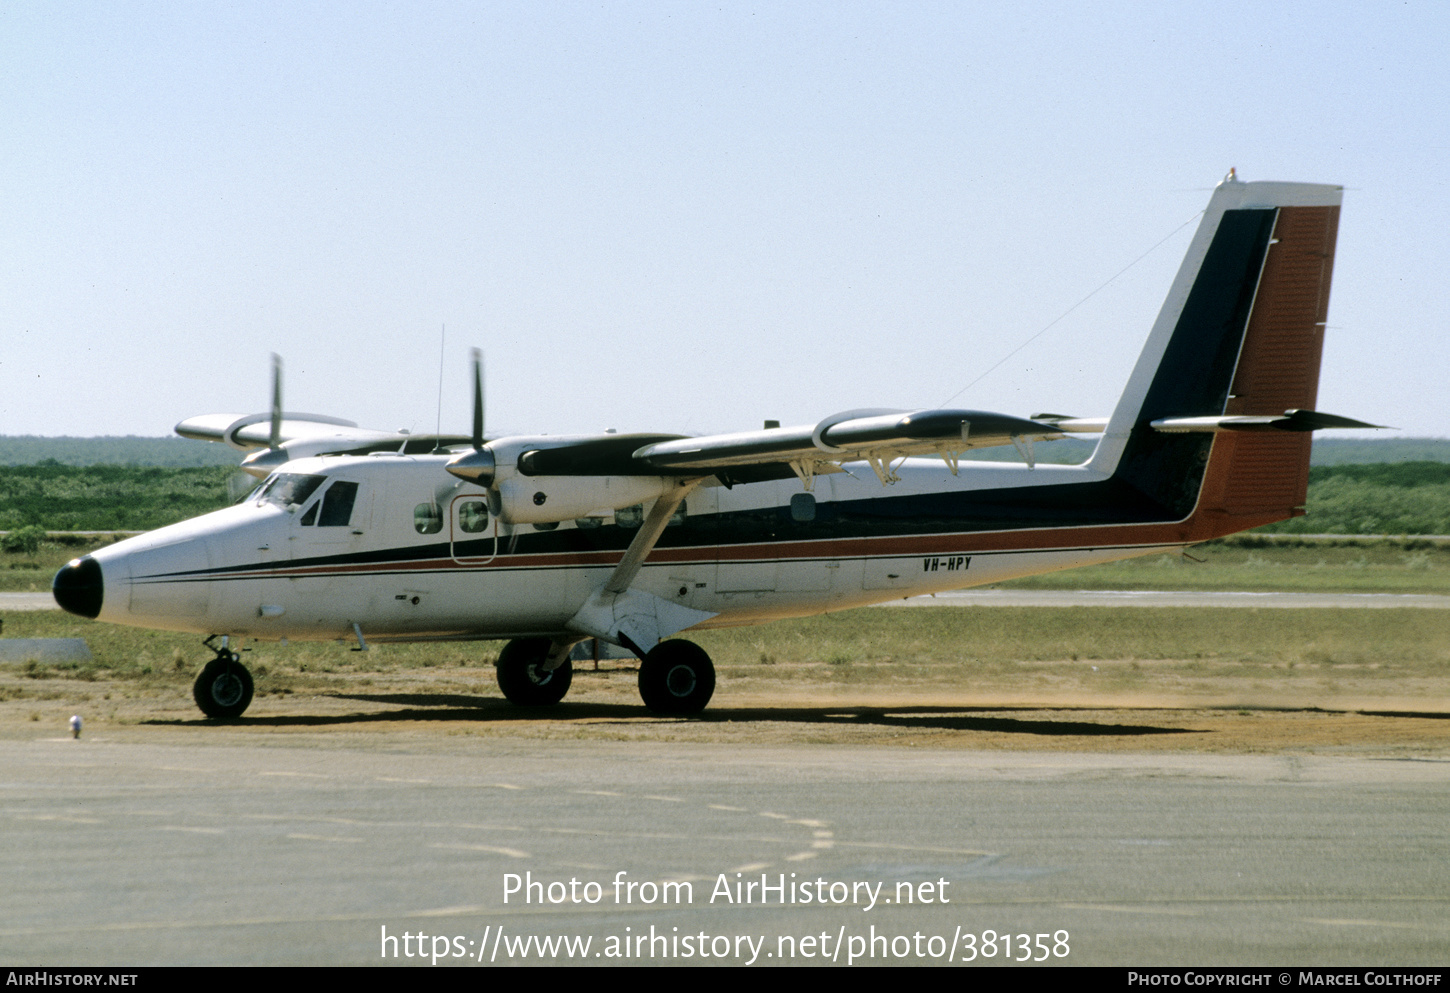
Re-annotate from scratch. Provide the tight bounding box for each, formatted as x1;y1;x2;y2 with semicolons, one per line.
447;347;495;486
269;353;283;451
470;348;485;450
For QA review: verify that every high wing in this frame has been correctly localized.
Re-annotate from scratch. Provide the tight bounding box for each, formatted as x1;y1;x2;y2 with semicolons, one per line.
175;354;471;476
501;408;1066;489
188;354;1070;490
175;411;399;452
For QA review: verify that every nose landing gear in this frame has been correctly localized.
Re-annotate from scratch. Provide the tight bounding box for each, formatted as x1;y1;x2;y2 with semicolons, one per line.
192;636;254;719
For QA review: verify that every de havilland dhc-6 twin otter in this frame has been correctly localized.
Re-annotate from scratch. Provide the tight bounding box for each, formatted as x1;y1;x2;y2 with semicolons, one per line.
53;174;1377;720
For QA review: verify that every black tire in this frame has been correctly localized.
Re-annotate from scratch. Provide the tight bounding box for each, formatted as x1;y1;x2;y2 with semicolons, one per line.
193;653;254;719
496;638;572;706
638;640;715;715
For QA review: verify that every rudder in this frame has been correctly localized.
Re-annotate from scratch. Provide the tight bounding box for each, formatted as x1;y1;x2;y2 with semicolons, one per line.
1090;176;1343;537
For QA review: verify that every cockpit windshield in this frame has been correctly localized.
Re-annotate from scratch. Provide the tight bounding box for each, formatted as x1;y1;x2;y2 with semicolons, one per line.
254;473;328;510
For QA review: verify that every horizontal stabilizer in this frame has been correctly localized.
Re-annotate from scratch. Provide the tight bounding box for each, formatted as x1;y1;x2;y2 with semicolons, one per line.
1029;413;1109;433
1150;409;1385;433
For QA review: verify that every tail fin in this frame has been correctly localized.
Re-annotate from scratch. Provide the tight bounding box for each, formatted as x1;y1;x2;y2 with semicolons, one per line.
1089;176;1343;536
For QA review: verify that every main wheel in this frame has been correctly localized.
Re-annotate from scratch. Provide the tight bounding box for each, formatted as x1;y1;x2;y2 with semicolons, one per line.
638;640;715;715
193;652;254;719
496;638;573;706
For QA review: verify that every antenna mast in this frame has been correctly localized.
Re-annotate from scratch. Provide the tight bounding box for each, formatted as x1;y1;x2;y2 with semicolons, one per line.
432;323;446;452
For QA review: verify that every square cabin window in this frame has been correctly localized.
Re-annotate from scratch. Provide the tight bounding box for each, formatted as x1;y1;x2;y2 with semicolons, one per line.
457;500;489;533
414;502;443;535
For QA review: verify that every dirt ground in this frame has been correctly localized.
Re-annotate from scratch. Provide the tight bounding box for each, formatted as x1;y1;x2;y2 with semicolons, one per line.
5;659;1448;756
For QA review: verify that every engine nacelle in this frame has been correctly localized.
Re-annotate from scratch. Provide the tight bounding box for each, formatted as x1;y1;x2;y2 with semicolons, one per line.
495;475;672;525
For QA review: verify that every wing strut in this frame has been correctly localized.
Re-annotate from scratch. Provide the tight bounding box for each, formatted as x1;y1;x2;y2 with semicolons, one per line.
563;477;716;660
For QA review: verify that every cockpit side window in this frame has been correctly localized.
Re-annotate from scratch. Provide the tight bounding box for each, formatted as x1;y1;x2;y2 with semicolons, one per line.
240;475;272;505
317;481;359;526
257;473;327;510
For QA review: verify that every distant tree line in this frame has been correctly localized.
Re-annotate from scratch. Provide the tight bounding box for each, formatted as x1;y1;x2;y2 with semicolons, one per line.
1256;462;1450;536
0;436;240;467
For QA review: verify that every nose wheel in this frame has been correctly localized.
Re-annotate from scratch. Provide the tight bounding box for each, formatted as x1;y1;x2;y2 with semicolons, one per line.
193;641;254;719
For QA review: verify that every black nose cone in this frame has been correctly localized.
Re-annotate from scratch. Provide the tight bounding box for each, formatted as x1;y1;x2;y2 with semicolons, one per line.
53;556;104;619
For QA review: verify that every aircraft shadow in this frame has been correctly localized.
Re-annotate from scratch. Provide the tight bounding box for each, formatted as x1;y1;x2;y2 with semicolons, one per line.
146;693;1200;736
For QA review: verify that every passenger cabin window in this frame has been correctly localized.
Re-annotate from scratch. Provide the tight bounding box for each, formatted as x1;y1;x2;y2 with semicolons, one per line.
790;492;817;523
615;504;644;528
457;500;489;533
414;502;443;534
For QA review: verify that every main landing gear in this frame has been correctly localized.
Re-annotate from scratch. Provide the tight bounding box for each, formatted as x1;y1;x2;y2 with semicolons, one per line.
495;638;573;706
192;636;254;719
493;637;717;715
639;639;716;715
498;634;719;713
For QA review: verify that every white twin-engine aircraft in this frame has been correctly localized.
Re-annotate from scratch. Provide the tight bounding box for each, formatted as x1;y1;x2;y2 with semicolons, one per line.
54;175;1376;720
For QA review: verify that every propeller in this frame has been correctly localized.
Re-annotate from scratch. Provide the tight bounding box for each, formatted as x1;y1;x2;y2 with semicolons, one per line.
445;348;497;486
268;353;282;450
239;353;291;477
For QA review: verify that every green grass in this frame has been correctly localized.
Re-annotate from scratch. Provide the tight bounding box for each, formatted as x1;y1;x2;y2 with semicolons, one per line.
998;536;1450;594
0;608;501;703
5;603;1444;704
692;607;1450;672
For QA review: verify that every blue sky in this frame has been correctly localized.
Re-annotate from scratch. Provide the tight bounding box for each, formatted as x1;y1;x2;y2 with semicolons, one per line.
3;2;1446;442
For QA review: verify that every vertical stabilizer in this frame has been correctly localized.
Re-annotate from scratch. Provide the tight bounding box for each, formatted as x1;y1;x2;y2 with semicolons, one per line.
1090;176;1342;534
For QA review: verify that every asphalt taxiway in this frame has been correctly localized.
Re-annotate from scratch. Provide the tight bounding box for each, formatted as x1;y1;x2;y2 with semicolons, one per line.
2;735;1446;965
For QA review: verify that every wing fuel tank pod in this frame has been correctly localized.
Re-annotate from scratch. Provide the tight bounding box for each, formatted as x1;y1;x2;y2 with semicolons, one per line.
53;556;104;619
